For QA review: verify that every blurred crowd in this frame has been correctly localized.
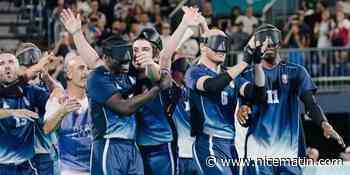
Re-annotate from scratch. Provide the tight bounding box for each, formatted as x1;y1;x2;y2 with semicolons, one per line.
1;0;350;77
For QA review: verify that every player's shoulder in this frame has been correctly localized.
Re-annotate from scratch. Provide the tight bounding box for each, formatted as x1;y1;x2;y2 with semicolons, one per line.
87;66;110;82
185;64;204;77
279;61;308;73
187;64;203;72
23;83;48;95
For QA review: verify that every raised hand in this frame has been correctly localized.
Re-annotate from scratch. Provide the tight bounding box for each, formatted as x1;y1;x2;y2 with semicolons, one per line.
322;122;346;148
243;36;264;64
9;109;39;121
181;6;201;27
60;8;82;35
135;52;154;69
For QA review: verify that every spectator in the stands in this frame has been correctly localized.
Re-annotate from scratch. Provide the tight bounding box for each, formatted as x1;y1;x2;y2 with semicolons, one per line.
229;22;249;51
113;0;131;20
99;19;128;42
338;0;350;17
56;32;76;58
331;10;350;47
283;18;306;65
76;0;91;16
231;6;241;26
284;18;307;49
139;12;154;30
127;20;141;41
85;15;102;45
314;9;335;77
52;0;69;44
202;0;213;26
89;0;106;30
154;14;163;32
52;0;66;19
303;0;328;47
314;9;334;49
235;5;258;35
136;0;154;13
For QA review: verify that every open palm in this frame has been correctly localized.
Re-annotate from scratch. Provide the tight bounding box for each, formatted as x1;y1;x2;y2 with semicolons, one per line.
60;8;82;35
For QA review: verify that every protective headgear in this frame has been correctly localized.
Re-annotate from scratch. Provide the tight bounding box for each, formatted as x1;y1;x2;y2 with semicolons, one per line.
201;35;229;53
254;24;282;48
102;36;133;65
136;27;163;50
16;43;42;67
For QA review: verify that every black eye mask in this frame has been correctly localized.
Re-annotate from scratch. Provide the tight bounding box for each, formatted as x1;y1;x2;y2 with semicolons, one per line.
17;47;42;67
201;35;229;53
103;44;133;65
254;29;282;48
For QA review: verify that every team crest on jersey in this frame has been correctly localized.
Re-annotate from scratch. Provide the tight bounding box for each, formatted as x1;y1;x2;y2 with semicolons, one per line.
282;74;288;84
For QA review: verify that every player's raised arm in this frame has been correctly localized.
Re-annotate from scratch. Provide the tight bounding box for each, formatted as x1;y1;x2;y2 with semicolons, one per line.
238;36;267;105
159;7;200;73
145;7;201;88
298;69;346;148
60;8;102;69
194;30;249;93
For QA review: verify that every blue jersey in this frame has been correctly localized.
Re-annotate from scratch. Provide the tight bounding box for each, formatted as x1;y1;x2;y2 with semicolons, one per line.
242;62;316;159
34;80;60;155
86;66;137;140
0;85;48;164
172;86;195;158
135;79;174;145
58;99;92;172
185;64;247;139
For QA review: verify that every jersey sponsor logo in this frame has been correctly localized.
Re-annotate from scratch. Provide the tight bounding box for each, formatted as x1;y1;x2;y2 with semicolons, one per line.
267;90;279;104
282;74;288;84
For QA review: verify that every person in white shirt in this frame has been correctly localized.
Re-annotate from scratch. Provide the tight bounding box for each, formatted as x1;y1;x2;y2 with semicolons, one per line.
235;5;258;35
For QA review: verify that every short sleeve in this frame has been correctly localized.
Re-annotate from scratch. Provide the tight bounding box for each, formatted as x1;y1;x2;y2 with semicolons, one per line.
44;97;61;122
235;76;251;95
87;71;120;104
297;66;317;96
185;65;209;90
